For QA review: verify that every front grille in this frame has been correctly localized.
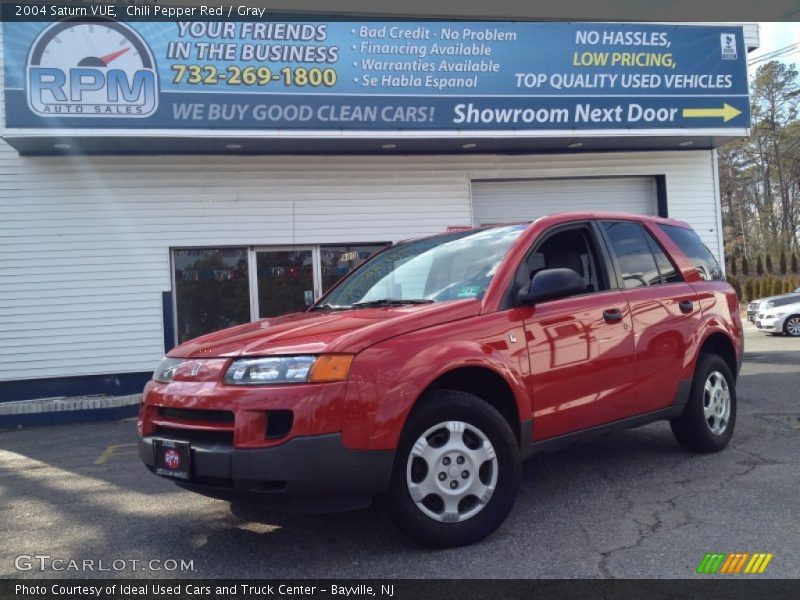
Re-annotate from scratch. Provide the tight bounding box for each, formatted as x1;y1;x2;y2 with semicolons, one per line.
157;407;234;423
153;426;234;445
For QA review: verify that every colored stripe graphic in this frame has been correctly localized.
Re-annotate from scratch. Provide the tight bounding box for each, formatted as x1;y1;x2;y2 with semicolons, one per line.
733;553;750;573
697;553;726;573
720;553;737;573
698;552;773;574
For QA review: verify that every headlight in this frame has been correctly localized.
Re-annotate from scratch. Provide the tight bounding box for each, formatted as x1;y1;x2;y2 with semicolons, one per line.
153;357;184;383
153;357;228;383
224;355;353;385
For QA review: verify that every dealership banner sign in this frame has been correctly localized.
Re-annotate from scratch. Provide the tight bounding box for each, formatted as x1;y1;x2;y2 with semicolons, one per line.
2;16;750;132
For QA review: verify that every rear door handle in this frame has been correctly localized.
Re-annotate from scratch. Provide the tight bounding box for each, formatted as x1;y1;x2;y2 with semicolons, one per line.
678;300;694;313
603;309;623;323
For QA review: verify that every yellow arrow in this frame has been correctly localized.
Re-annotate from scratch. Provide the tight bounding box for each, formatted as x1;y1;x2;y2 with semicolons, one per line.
682;103;742;123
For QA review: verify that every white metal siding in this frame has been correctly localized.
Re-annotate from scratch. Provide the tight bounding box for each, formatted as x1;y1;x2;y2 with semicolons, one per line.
471;177;656;225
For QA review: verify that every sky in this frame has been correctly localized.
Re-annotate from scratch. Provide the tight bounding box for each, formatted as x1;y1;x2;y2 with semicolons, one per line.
748;22;800;71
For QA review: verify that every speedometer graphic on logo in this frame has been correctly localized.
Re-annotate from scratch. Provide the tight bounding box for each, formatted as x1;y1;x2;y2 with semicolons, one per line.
26;18;158;118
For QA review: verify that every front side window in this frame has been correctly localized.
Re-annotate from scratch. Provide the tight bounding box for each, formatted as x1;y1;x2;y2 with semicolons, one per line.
602;222;661;289
659;224;723;281
520;227;605;294
319;225;527;307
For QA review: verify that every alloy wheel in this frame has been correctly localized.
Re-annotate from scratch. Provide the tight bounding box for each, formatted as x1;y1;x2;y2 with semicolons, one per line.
785;317;800;337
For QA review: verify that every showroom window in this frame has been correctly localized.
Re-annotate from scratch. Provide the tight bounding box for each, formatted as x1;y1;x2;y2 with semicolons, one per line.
256;248;315;318
173;248;251;343
172;243;389;344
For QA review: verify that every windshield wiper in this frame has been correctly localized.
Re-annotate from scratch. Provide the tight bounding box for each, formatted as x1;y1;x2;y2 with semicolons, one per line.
352;298;434;308
309;303;353;311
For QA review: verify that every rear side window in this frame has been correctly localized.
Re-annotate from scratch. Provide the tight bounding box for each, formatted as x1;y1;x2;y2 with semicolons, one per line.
602;222;661;289
644;231;682;284
659;224;723;281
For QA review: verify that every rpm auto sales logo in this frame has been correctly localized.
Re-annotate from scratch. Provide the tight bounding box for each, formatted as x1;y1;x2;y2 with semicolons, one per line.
26;18;158;118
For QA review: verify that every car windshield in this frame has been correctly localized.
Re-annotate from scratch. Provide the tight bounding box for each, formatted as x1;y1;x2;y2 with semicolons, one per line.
316;224;527;308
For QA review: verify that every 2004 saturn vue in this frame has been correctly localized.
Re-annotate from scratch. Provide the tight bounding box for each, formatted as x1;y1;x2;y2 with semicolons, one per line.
138;212;743;547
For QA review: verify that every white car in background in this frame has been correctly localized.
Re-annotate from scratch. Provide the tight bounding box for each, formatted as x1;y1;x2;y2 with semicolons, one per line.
755;295;800;337
748;288;800;323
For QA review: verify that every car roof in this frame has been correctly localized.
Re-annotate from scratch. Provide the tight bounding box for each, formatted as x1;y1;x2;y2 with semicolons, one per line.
396;212;692;245
532;211;691;229
759;292;800;302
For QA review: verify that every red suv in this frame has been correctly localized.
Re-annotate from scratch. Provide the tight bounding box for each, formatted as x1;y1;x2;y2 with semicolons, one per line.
138;212;743;547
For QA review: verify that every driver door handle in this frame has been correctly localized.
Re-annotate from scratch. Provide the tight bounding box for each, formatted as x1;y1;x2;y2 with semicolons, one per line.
603;308;623;323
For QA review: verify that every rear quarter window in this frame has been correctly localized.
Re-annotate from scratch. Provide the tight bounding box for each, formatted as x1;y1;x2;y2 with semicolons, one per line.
659;224;723;281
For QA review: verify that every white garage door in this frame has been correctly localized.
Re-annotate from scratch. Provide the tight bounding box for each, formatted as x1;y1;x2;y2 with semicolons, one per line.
471;177;657;226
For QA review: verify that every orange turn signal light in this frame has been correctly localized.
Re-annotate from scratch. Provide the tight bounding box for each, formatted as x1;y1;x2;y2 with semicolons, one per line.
308;354;354;383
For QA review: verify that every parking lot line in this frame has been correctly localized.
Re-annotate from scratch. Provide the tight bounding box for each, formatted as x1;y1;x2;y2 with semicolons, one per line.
94;443;137;465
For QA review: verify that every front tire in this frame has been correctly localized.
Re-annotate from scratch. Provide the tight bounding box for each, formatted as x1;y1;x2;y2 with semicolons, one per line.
386;390;520;548
670;353;736;453
783;315;800;337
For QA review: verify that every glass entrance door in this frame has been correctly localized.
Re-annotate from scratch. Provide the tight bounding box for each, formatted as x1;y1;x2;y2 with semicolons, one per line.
255;248;315;318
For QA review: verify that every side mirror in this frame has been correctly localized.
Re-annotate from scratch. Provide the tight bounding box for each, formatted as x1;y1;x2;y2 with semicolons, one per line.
518;268;586;305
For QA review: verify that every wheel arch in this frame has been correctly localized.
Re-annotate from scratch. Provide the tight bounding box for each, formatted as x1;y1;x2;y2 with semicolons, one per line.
697;331;738;381
421;365;526;448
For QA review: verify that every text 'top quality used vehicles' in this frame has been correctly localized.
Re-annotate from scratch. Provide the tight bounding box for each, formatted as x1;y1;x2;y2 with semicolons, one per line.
138;212;743;547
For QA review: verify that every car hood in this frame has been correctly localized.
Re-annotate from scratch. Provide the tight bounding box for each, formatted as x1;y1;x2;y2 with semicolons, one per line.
170;299;481;358
763;300;800;315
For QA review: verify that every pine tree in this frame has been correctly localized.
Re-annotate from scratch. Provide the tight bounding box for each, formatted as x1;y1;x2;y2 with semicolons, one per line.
742;255;750;275
792;252;799;275
729;255;737;276
756;255;764;276
746;278;756;302
772;278;782;296
766;253;774;274
779;250;788;275
729;277;742;300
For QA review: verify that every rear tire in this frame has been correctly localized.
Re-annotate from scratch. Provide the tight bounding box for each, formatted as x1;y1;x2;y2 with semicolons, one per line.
386;390;520;548
670;353;736;453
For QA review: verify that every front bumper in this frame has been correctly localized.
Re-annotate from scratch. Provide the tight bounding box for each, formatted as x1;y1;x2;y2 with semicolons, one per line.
139;432;393;497
755;315;785;332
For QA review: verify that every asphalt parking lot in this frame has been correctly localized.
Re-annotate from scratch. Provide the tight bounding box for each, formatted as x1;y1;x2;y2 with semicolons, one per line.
1;323;798;579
